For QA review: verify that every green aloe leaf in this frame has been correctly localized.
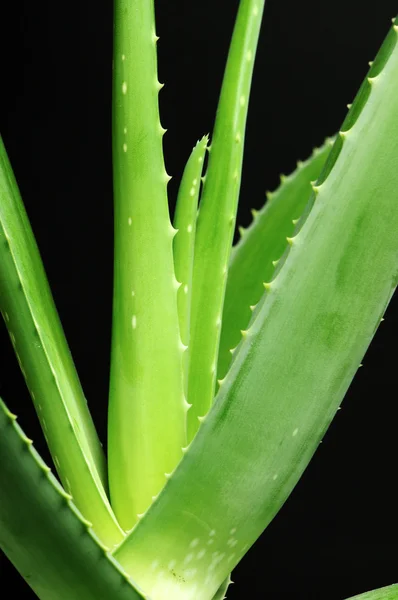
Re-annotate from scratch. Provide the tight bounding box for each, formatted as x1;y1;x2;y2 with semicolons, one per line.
173;136;208;391
212;576;233;600
0;137;123;546
346;585;398;600
112;17;398;600
187;0;265;441
0;397;143;600
109;0;187;530
218;137;334;380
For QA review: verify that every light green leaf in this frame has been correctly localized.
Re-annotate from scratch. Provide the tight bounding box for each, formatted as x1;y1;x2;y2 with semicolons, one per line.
112;18;398;600
346;585;398;600
0;397;143;600
109;0;187;529
187;0;266;441
0;137;123;546
173;136;208;390
218;137;334;380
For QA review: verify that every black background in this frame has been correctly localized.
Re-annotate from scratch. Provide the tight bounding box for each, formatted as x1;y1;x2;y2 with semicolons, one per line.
0;1;397;598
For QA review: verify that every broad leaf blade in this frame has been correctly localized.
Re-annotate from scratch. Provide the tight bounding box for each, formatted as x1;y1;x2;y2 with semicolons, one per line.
113;18;398;600
218;138;334;380
0;398;143;600
0;138;122;545
109;0;187;529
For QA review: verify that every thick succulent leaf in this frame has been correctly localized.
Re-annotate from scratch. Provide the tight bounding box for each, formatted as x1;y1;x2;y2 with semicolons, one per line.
218;137;334;380
346;585;398;600
0;397;144;600
113;18;398;600
0;138;122;546
187;0;265;441
173;136;208;390
109;0;187;529
212;576;233;600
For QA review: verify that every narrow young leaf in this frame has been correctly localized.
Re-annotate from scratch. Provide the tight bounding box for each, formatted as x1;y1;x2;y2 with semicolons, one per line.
0;397;144;600
218;137;334;380
187;0;265;441
173;136;208;390
113;18;398;600
0;138;123;546
109;0;186;529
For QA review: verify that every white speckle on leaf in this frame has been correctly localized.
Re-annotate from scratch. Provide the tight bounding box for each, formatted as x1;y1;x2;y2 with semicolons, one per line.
123;143;127;152
132;315;137;329
184;568;197;579
122;54;125;61
184;553;194;564
293;428;299;437
122;81;127;94
184;284;188;294
187;224;192;233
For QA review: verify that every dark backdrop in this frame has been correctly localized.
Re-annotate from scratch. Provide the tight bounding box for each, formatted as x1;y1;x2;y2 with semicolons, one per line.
0;1;397;598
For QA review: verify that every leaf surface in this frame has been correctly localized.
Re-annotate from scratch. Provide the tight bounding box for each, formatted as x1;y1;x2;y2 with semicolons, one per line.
0;138;122;545
109;0;186;528
113;18;398;600
218;138;334;379
346;585;398;600
173;136;208;390
187;0;266;441
0;398;143;600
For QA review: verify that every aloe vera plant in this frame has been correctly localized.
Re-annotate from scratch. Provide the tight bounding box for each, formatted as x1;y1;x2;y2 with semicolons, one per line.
1;1;398;599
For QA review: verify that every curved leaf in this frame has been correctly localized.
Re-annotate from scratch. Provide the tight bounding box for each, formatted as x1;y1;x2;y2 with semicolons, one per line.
346;585;398;600
218;137;334;380
0;397;144;600
187;0;266;441
113;17;398;600
0;137;123;546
